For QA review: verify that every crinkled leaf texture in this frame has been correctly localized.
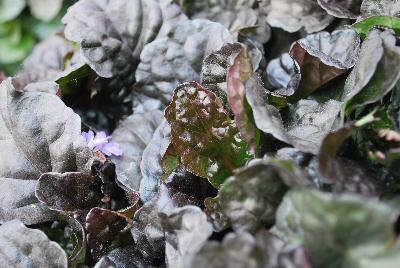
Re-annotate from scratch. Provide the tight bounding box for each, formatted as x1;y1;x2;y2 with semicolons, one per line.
246;75;342;154
343;29;400;114
0;219;68;267
94;249;152;268
187;230;311;268
274;147;377;196
188;0;271;42
62;0;186;83
0;79;92;224
273;189;400;267
165;81;251;187
86;207;133;261
134;18;234;113
260;0;334;33
130;165;216;266
317;0;362;19
227;46;259;152
111;111;164;198
160;206;212;268
361;0;400;17
201;43;244;106
17;35;81;88
139;120;172;202
219;160;310;233
35;172;102;214
289;29;360;101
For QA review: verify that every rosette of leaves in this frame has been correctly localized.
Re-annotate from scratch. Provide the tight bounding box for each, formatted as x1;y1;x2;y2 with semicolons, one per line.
0;79;92;225
259;0;334;33
273;189;400;267
134;18;234;113
165;81;252;187
62;0;186;92
35;157;140;263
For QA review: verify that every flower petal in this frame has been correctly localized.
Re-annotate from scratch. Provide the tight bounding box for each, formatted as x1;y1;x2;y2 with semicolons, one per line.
101;142;123;157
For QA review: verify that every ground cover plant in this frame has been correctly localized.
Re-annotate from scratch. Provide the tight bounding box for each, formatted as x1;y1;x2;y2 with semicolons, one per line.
1;0;400;267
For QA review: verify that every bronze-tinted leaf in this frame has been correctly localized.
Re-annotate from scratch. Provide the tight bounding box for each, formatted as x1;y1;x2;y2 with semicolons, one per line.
86;207;133;261
289;29;360;101
0;79;92;224
165;81;252;187
35;172;102;214
227;47;260;153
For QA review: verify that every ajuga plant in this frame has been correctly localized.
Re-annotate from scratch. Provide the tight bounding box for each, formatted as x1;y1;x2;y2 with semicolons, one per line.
1;0;400;267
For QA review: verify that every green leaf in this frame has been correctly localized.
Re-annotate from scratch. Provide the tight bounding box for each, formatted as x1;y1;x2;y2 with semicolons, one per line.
56;63;90;96
0;0;26;23
352;16;400;39
161;144;180;180
0;21;35;64
318;111;375;182
28;0;63;22
165;81;252;187
273;189;400;268
219;160;310;232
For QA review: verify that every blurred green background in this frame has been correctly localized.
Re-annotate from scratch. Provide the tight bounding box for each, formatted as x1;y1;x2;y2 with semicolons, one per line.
0;0;76;75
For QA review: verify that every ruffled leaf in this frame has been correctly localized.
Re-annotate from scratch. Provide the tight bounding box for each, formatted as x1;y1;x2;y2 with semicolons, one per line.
134;19;234;113
0;220;68;267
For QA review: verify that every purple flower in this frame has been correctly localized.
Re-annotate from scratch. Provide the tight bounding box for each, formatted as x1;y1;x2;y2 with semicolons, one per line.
81;130;122;157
